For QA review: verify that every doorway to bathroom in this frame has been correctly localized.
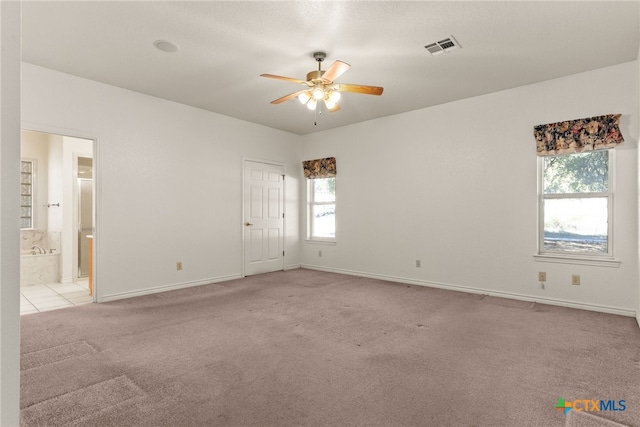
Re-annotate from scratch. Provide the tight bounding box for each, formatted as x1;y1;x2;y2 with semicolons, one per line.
20;130;96;315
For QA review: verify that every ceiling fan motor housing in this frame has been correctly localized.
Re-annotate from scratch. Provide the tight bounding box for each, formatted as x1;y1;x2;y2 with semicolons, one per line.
308;52;328;82
306;70;325;82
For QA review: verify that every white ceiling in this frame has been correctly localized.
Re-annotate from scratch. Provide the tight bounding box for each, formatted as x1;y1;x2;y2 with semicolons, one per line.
21;1;640;135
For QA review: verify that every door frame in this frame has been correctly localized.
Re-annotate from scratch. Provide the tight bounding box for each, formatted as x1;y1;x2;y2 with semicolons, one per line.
241;157;286;277
22;123;99;302
73;154;93;283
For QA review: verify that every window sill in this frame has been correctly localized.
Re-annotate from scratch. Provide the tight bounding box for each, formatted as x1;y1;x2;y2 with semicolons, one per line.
533;253;620;268
305;239;336;246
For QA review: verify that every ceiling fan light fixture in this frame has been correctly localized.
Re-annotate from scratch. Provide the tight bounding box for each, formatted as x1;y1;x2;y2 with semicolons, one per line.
324;90;341;109
298;91;311;104
306;98;317;110
312;87;324;100
324;98;337;110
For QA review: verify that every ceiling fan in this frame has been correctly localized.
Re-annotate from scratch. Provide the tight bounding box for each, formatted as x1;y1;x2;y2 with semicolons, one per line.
260;52;383;112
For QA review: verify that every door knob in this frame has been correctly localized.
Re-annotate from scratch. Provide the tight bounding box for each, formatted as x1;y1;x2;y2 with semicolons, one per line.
245;222;253;227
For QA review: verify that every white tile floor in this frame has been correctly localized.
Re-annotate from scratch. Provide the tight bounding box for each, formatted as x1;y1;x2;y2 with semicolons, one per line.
20;279;93;315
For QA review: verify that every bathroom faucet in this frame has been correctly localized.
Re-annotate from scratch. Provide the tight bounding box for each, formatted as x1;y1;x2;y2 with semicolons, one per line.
30;245;46;254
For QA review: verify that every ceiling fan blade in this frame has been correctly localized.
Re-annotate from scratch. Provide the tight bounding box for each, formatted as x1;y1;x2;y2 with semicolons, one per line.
260;74;309;85
328;104;341;113
321;60;351;83
335;83;384;96
270;90;307;104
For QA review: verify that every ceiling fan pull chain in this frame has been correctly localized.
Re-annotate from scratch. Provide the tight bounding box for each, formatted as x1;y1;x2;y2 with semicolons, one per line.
314;101;321;126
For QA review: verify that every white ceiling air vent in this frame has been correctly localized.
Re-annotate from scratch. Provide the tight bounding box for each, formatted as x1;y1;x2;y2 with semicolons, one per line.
424;36;461;56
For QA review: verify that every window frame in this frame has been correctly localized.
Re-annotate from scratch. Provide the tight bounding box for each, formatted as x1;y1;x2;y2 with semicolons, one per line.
536;149;618;266
307;177;336;243
20;159;36;230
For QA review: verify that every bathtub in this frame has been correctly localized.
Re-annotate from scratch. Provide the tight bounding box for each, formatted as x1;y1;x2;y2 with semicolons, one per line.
20;251;60;286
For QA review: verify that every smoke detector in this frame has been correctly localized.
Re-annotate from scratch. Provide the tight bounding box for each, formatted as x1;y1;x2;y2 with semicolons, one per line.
424;36;461;56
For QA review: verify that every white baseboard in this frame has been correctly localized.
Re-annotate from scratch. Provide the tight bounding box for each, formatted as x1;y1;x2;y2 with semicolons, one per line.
101;274;243;303
301;264;636;318
98;264;638;321
102;266;301;303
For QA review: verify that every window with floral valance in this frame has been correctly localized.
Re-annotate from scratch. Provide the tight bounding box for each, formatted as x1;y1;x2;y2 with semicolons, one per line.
533;114;623;156
303;157;336;241
533;114;623;263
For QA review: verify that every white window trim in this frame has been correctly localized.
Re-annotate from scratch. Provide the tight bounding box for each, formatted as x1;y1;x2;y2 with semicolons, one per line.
304;239;337;246
535;150;619;266
533;253;620;268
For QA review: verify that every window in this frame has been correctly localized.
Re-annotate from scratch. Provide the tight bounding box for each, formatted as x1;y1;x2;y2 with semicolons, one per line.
308;177;335;240
20;160;34;229
539;150;612;257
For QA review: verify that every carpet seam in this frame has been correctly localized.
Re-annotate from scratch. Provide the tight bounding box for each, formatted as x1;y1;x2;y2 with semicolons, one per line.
21;375;147;426
21;340;98;371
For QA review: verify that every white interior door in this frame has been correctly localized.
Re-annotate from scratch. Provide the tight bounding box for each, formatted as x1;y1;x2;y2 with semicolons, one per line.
243;160;284;276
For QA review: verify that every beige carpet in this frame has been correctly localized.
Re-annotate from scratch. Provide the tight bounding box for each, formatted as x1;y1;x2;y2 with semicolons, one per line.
566;410;630;427
20;269;640;426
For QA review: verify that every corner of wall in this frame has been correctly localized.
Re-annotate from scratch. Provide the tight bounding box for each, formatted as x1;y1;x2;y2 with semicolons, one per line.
0;2;22;425
637;49;640;330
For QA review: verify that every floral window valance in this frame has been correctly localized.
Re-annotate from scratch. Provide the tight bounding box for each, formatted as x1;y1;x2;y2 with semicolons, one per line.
302;157;336;179
533;114;624;157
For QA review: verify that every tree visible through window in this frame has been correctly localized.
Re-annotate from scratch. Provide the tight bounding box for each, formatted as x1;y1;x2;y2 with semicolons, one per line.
308;177;335;240
540;150;612;255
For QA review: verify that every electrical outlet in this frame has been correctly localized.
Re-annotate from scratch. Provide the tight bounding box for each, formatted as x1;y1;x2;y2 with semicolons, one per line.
176;261;183;271
538;272;546;282
318;250;322;257
572;274;580;285
416;260;421;268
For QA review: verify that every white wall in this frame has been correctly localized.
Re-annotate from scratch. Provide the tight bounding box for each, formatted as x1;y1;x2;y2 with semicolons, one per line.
300;61;639;316
47;134;63;232
0;2;21;424
22;63;301;301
